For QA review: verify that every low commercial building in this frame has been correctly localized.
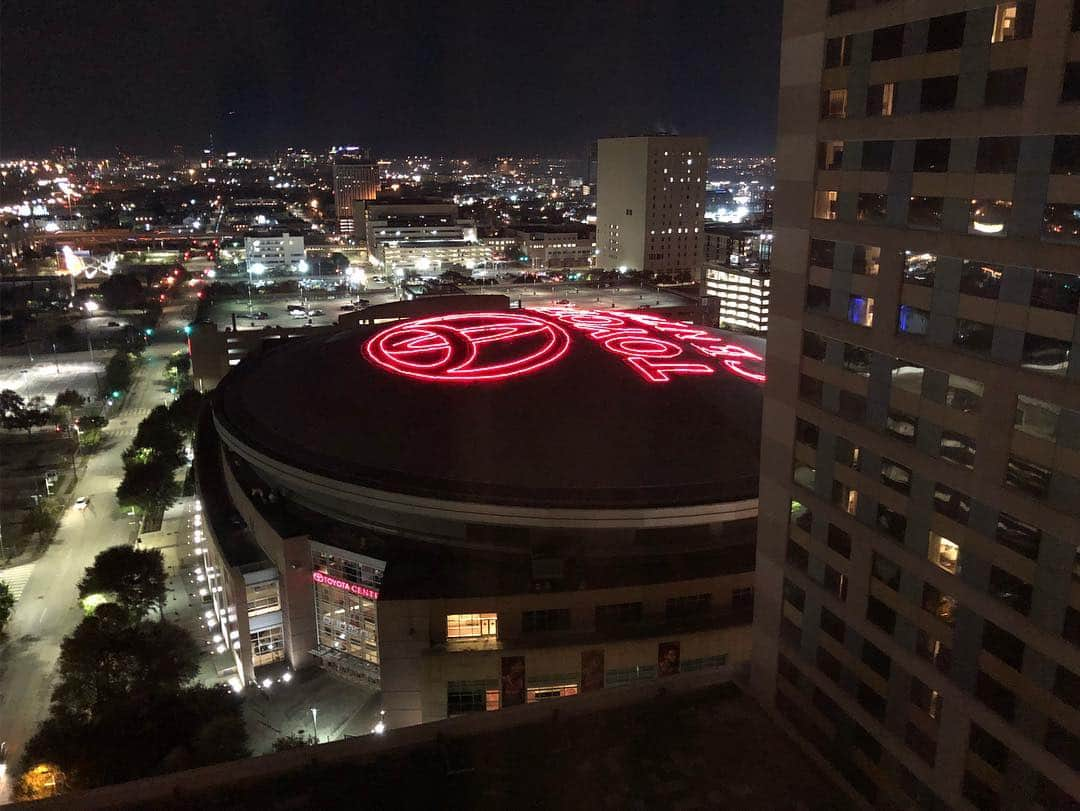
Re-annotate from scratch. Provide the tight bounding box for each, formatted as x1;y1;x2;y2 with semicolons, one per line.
243;232;305;272
195;307;768;730
511;225;596;269
378;238;490;274
704;263;770;334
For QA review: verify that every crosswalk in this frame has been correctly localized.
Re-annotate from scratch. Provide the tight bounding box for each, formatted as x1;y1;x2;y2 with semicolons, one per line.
0;562;36;602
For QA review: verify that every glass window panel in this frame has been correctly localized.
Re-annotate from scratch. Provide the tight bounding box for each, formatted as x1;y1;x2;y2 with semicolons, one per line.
903;252;937;286
969;199;1012;236
909;196;944;229
1015;394;1060;442
1030;269;1080;312
913;139;950;172
959;261;1003;298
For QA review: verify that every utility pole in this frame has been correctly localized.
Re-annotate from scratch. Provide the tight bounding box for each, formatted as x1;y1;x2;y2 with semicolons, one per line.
87;331;95;363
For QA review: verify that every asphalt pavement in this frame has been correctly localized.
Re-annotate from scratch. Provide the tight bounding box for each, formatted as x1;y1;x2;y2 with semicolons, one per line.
0;295;196;803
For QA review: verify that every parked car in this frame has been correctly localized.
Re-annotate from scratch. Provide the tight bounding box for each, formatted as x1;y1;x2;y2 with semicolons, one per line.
242;311;270;320
106;321;121;327
74;496;90;510
286;304;307;313
307;308;325;316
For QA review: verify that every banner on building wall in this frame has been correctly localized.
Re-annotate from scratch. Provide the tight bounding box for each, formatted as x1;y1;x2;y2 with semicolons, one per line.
580;649;605;691
501;656;526;707
658;641;681;677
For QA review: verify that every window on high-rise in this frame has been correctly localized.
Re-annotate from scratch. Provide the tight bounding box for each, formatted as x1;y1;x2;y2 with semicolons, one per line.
929;532;961;574
1030;269;1080;312
847;295;874;327
1043;202;1080;242
927;12;966;52
985;67;1027;106
909;196;944;229
946;373;983;413
818;140;845;170
991;1;1035;42
1074;0;1080;30
933;482;971;524
856;193;887;222
996;511;1041;559
860;140;893;171
953;319;994;355
871;25;905;61
959;260;1003;298
913;139;950;172
866;82;895;116
1051;134;1080;174
822;88;848;118
1017;395;1063;444
921;76;958;111
813;190;839;220
809;238;835;268
892;358;925;394
976;136;1020;173
824;35;853;68
940;429;976;469
902;251;937;286
898;305;930;336
446;613;498;638
828;0;855;14
1063;63;1080;102
970;198;1012;235
854;244;880;275
1006;453;1052;498
1022;333;1071;375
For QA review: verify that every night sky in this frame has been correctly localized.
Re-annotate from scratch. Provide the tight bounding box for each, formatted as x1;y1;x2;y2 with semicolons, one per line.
1;0;781;158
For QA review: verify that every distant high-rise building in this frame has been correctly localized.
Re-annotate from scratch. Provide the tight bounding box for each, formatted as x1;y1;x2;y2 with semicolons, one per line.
754;2;1080;809
585;140;598;188
333;152;379;234
596;135;707;279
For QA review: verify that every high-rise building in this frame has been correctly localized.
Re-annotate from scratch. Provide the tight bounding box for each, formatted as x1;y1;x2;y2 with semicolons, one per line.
596;135;707;278
333;153;379;234
754;2;1080;808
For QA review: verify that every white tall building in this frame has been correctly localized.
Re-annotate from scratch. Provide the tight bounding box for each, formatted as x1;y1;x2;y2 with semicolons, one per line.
244;232;305;272
596;135;707;278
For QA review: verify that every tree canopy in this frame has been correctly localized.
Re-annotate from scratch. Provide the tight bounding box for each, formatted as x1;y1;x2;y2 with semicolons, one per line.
0;580;14;634
0;390;52;435
77;545;168;620
98;274;144;311
167;389;205;435
54;389;86;408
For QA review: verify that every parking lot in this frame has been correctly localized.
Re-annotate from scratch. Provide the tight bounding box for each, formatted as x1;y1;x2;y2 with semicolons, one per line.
0;351;110;403
207;290;399;331
484;282;690;311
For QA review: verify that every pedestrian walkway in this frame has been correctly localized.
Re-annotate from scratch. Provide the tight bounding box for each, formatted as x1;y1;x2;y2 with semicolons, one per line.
0;562;36;601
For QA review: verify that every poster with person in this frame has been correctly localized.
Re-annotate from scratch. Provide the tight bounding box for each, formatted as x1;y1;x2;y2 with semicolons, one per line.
658;641;680;677
580;649;605;691
501;656;526;706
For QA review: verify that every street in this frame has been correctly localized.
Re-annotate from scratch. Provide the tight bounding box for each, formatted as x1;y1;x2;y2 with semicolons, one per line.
0;296;195;803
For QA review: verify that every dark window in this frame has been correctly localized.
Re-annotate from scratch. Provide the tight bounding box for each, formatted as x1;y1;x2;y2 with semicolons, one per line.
959;261;1003;298
872;25;905;61
1052;134;1080;174
1063;62;1080;103
933;483;970;524
853;724;882;763
1006;454;1052;498
795;417;820;448
801;330;827;361
595;601;642;626
905;721;937;764
447;686;486;714
837;390;866;422
827;525;852;558
976;136;1020;173
857;193;887;222
818;140;845;170
522;608;571;633
858;682;887;720
996;512;1041;559
777;653;802;687
665;593;711;619
816;647;847;685
1074;0;1080;30
970;724;1008;771
976;671;1017;720
828;0;855;14
865;82;895;116
1022;333;1070;375
1066;606;1080;647
871;552;902;590
985;68;1027;107
989;567;1033;615
963;771;1001;811
1054;666;1080;709
940;429;976;469
799;374;823;406
922;583;958;625
820;607;845;642
898;305;930;336
916;630;952;673
806;284;831;313
885;410;917;445
1043;201;1080;242
822;565;848;601
824;35;853;68
861;140;894;171
808;238;834;268
908;196;944;229
1031;269;1080;313
982;620;1026;668
1045;721;1080;771
927;12;966;52
921;76;958;111
842;343;872;376
862;640;891;678
953;319;994;355
910;677;942;721
732;587;754;613
913;139;950;172
866;595;897;634
881;458;911;494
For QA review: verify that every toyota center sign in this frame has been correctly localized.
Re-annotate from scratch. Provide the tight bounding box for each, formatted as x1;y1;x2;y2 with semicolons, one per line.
363;309;765;385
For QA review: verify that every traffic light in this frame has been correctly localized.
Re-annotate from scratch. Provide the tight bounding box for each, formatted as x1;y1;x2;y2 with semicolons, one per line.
144;328;154;336
111;390;121;399
183;325;193;336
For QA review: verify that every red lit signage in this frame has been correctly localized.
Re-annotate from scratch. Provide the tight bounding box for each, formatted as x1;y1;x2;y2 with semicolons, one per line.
537;308;766;384
312;570;379;600
364;312;570;382
363;309;765;385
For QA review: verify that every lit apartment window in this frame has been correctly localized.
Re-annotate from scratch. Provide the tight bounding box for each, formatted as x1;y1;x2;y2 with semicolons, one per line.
855;245;880;275
866;83;895;116
991;1;1035;42
903;251;937;286
959;260;1003;298
813;190;839;220
929;533;960;574
822;88;848;119
446;612;498;638
847;295;874;327
969;199;1012;235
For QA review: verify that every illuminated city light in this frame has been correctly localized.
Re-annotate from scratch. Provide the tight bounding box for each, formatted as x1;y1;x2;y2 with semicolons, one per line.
312;570;380;600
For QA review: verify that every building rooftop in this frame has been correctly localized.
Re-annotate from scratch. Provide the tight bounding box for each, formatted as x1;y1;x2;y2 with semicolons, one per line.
32;676;849;810
213;310;765;509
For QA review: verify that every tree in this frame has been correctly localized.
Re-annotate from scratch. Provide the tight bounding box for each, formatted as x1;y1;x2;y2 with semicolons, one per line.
0;389;51;435
98;274;144;311
23;500;61;541
78;546;168;620
103;352;134;395
55;389;86;409
116;454;179;514
168;389;205;435
0;580;14;634
272;732;315;752
132;405;185;467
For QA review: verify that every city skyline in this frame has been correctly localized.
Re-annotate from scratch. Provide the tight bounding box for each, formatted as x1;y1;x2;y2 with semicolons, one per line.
0;0;783;158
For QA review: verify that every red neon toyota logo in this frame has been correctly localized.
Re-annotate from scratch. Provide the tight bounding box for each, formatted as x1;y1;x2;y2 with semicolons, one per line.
364;312;571;382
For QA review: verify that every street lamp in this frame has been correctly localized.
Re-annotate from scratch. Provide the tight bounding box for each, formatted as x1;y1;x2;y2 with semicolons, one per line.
310;707;319;743
246;262;266;312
